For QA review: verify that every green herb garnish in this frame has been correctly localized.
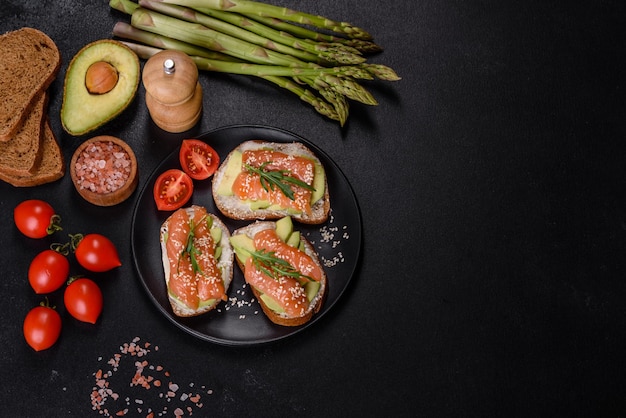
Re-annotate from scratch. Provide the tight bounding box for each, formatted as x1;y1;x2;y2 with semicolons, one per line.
178;215;213;276
251;249;313;283
245;161;315;201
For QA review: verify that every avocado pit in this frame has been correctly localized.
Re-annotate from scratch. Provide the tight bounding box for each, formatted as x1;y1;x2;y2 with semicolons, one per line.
85;61;119;94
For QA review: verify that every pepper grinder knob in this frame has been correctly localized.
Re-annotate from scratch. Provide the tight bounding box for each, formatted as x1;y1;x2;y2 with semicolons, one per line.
163;58;175;75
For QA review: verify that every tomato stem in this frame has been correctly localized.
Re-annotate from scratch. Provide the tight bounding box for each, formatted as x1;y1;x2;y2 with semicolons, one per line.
50;233;85;255
66;275;83;286
50;242;70;256
69;233;85;252
46;214;63;236
39;296;56;310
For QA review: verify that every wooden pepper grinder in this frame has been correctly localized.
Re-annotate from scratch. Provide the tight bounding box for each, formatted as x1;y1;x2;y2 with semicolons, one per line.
142;50;202;133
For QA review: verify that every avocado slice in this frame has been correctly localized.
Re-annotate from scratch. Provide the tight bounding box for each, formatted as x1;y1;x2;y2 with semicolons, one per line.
216;150;243;196
210;226;222;243
61;40;140;136
286;230;301;248
259;292;285;313
311;161;325;204
275;216;293;242
230;234;255;264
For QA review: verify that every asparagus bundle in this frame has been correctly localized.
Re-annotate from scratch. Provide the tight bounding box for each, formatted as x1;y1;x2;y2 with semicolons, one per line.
109;0;399;125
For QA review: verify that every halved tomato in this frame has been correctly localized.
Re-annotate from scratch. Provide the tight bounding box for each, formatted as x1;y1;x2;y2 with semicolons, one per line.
179;139;220;180
153;169;193;211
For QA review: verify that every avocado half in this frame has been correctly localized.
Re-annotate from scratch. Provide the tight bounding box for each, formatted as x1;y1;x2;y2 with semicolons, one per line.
61;40;140;136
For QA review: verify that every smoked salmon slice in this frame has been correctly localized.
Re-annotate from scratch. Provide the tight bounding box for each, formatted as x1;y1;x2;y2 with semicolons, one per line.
243;229;322;317
192;208;227;302
232;150;315;214
244;256;309;317
165;206;225;310
253;229;323;282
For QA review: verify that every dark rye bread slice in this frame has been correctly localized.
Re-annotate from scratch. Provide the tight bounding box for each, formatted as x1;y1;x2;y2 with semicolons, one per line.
0;119;65;187
0;28;60;141
0;91;47;176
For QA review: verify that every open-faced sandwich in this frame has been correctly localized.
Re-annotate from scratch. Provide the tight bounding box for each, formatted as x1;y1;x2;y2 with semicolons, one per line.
160;205;233;317
230;216;327;326
212;140;330;224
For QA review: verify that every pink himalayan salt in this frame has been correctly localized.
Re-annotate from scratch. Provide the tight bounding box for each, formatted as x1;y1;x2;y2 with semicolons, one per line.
74;141;131;193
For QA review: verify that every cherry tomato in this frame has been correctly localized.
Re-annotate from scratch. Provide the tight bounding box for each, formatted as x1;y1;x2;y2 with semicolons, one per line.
28;249;70;294
179;139;220;180
14;199;62;239
64;278;103;324
23;304;62;351
73;233;122;273
153;168;194;211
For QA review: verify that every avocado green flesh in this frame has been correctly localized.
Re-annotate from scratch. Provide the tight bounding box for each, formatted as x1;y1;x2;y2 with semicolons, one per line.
216;150;242;196
311;162;325;204
286;230;301;248
61;41;139;136
230;234;255;264
275;216;293;241
210;226;222;243
260;292;285;313
305;281;321;301
168;290;216;309
249;200;271;210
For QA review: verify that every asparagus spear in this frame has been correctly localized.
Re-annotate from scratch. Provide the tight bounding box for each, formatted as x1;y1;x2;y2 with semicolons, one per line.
185;7;367;64
240;13;383;54
359;64;401;81
298;74;377;106
261;75;345;124
137;0;327;64
113;21;234;61
154;0;373;40
307;83;349;126
110;0;139;14
131;7;317;68
113;0;370;61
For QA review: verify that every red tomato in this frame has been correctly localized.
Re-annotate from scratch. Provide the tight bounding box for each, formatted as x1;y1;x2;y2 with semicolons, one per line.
179;139;220;180
28;249;70;294
153;168;193;211
64;278;103;324
23;304;62;351
74;233;122;273
14;199;62;239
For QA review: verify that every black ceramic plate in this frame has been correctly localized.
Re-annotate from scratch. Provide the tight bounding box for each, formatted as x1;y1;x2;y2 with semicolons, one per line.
131;125;361;346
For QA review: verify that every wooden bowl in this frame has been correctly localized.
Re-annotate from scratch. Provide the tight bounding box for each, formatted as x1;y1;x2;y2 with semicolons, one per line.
70;135;138;206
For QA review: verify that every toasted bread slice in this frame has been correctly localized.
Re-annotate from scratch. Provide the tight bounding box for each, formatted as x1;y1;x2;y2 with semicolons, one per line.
231;219;327;327
160;206;234;317
0;28;60;141
0;119;65;187
0;91;47;176
212;140;330;224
